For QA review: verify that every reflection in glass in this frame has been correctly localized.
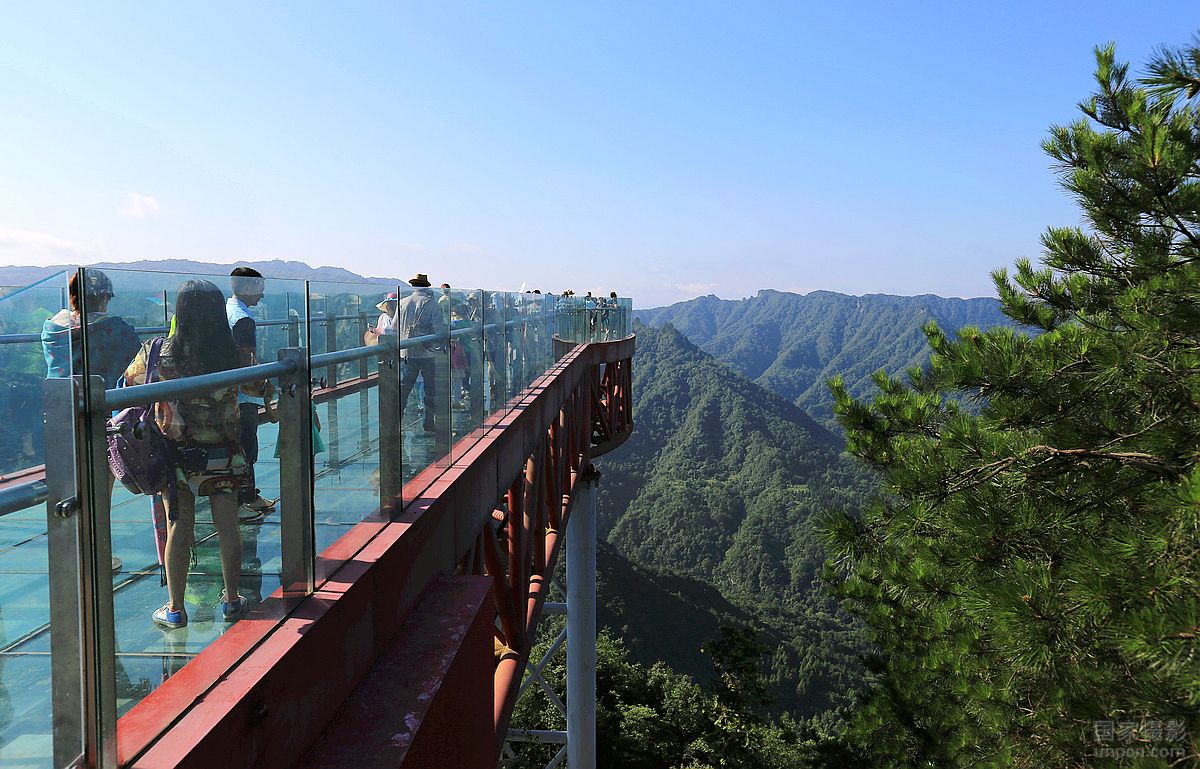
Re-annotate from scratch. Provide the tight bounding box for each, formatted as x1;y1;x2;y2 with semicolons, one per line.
0;265;626;767
0;272;78;767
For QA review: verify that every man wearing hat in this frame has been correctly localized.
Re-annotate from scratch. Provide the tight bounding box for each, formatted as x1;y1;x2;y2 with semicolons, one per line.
393;273;449;435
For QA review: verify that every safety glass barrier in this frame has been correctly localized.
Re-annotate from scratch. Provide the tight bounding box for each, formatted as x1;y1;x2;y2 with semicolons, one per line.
450;289;487;462
396;284;451;507
482;291;510;419
0;266;620;768
305;281;396;586
48;267;306;766
505;292;530;400
0;272;83;768
554;294;631;344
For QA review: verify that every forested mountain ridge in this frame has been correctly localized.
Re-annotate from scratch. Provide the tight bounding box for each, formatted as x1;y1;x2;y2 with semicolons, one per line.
636;289;1011;428
597;324;874;718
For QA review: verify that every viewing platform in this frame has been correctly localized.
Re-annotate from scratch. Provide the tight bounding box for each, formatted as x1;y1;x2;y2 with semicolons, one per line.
0;267;634;768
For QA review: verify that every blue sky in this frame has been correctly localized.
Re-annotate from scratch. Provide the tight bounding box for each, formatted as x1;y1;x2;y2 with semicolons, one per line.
0;3;1196;306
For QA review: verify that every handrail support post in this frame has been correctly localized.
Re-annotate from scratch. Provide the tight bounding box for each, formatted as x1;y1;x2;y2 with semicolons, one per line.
277;347;315;597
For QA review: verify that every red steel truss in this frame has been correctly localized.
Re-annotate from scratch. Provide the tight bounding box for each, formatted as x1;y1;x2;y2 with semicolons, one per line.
467;340;636;753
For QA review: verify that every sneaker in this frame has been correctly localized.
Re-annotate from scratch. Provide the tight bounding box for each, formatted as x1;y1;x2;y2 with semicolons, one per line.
220;595;247;622
238;507;265;522
239;496;277;520
244;495;277;511
111;556;122;573
152;604;187;630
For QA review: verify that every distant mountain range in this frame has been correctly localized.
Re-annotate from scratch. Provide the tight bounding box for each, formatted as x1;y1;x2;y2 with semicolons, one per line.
636;289;1012;429
0;259;397;288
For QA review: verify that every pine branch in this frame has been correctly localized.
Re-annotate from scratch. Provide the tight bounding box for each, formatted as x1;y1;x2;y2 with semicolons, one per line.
1024;445;1180;477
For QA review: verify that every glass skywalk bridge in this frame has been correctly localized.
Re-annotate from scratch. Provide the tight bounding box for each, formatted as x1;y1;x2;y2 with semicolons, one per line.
0;267;632;768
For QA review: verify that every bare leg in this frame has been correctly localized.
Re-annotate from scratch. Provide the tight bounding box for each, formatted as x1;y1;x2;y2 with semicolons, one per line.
163;487;197;611
209;491;242;602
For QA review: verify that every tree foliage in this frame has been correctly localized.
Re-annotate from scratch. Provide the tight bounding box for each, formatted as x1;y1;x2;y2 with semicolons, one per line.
821;41;1200;768
508;628;850;769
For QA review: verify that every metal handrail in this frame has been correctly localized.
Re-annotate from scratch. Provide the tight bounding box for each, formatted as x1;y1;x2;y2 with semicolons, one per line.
0;312;374;347
0;480;48;517
0;308;564;347
0;309;605;518
104;359;301;411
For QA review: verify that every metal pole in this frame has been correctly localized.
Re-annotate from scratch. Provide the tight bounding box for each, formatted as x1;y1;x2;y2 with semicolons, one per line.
44;377;84;769
324;315;340;468
287;308;300;348
377;343;402;517
359;312;371;453
80;374;119;769
566;468;598;769
276;346;315;597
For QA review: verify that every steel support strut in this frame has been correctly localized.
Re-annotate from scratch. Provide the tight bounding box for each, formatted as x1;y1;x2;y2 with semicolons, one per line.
566;467;599;769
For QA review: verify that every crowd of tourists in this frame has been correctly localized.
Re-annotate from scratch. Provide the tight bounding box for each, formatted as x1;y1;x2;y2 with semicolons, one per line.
39;268;623;632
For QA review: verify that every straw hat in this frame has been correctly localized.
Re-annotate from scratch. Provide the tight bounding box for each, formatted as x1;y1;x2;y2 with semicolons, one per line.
376;291;398;313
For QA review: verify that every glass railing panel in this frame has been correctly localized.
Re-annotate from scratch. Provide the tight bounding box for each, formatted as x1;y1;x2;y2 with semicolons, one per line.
450;289;486;459
615;297;632;339
483;291;509;418
535;293;555;381
0;277;68;475
506;292;526;398
550;294;631;344
72;266;307;754
535;292;556;374
0;271;80;769
396;284;450;504
506;292;532;401
432;285;452;475
306;281;393;585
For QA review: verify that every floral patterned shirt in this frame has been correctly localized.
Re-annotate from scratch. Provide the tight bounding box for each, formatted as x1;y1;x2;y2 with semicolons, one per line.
123;338;242;448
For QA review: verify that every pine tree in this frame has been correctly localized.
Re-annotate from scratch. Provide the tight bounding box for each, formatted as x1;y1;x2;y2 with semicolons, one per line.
821;39;1200;768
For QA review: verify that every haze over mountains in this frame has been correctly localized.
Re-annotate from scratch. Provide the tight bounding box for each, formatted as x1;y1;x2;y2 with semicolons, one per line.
596;289;1018;724
637;289;1010;429
0;259;397;288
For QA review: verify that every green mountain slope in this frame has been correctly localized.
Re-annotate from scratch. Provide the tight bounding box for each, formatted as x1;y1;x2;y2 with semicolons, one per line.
597;324;874;719
636;289;1010;428
596;540;751;685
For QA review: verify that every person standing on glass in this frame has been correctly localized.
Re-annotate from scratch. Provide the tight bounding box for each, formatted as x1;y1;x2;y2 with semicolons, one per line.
227;267;277;519
42;269;141;573
42;270;140;385
124;280;248;629
394;273;448;433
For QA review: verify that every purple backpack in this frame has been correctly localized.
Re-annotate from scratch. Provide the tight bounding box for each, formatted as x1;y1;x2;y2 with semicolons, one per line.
107;337;178;505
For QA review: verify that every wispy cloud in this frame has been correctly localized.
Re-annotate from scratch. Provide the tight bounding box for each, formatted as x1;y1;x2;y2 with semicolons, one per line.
672;281;719;295
118;191;161;218
447;241;486;256
0;226;95;258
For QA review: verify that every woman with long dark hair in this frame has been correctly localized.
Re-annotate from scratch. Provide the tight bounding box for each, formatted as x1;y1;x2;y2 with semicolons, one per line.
124;280;248;629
